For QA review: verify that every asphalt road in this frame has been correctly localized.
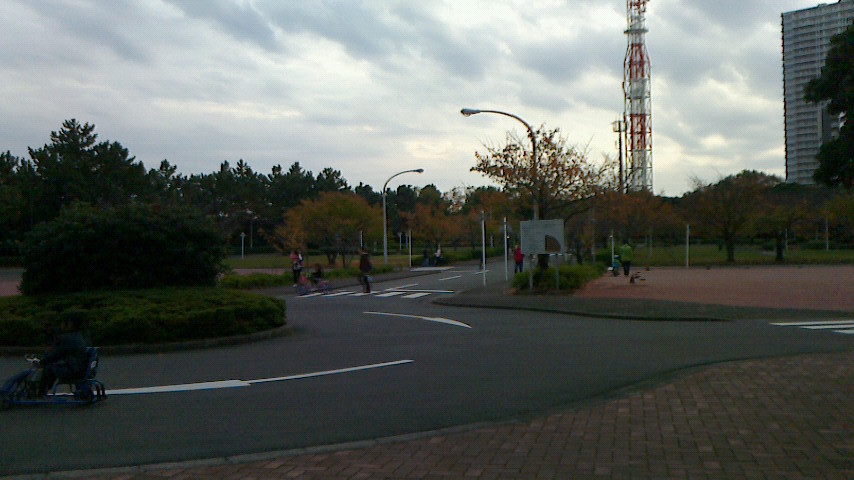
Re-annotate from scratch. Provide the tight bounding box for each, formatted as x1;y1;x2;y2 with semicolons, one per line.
1;264;851;475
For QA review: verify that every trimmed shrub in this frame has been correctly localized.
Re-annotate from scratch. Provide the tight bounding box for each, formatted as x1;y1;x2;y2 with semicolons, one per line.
218;264;397;289
20;203;226;295
0;287;286;347
513;263;605;293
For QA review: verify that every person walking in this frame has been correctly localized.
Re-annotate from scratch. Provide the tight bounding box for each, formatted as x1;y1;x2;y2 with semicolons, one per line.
290;249;303;286
513;245;524;273
619;242;633;278
358;247;373;293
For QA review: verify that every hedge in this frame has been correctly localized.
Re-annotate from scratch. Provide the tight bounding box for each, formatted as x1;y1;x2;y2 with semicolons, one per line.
219;265;397;290
20;203;225;295
0;287;285;347
512;263;606;293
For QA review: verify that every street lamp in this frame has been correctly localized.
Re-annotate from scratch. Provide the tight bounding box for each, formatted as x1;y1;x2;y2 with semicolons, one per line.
460;108;538;220
612;118;626;194
383;168;424;265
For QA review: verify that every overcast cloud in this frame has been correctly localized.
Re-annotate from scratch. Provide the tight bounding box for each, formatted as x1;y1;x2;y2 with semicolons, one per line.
0;0;825;196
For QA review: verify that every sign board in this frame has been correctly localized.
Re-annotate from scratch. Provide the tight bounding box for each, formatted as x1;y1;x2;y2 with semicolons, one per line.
520;219;565;255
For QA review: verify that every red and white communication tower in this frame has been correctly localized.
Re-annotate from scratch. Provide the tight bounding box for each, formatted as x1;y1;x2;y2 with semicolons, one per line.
623;0;653;191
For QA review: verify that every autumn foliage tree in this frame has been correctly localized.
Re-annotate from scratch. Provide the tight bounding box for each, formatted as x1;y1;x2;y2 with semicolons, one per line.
280;192;380;267
409;204;464;250
472;127;614;221
472;126;615;267
824;191;854;244
598;190;676;243
685;170;780;262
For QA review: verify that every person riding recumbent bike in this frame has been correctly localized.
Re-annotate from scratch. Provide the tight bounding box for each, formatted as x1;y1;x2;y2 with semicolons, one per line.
1;318;106;408
295;263;330;295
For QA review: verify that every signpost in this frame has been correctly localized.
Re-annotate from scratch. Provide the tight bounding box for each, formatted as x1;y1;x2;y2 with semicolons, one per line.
519;219;565;290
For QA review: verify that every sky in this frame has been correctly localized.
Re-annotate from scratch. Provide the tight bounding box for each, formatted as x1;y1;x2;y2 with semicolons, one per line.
0;0;830;197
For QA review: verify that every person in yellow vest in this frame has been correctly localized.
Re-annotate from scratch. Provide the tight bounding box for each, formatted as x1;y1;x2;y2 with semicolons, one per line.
619;242;633;277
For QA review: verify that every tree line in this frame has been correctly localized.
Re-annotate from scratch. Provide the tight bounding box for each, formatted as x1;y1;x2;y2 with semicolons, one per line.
1;119;851;270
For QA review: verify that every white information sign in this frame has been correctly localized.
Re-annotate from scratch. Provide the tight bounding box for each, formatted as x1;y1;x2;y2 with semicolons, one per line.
520;219;565;254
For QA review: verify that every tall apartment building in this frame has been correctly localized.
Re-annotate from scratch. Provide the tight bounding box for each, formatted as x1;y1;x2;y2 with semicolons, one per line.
782;0;854;184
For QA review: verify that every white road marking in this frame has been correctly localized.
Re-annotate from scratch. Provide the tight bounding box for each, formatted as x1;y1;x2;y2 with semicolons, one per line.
387;283;418;290
770;320;854;326
802;324;854;330
299;292;325;298
387;288;453;293
348;292;373;297
402;292;431;299
106;360;413;396
246;360;414;384
438;275;462;281
771;320;854;336
324;291;355;297
473;270;490;275
375;291;408;298
364;311;472;329
107;380;249;395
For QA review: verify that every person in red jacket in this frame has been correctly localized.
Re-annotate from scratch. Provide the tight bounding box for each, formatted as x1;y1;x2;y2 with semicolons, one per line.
513;245;524;273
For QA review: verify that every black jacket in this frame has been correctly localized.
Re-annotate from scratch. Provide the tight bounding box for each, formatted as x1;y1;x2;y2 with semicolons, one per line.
43;331;89;376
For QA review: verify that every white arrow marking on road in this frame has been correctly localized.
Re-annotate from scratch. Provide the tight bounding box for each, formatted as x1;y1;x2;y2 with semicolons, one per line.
364;311;472;329
107;380;250;395
105;360;413;396
247;360;414;384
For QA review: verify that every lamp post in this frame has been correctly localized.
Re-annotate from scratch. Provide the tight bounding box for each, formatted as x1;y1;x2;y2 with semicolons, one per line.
461;108;538;220
612;118;626;194
383;168;424;265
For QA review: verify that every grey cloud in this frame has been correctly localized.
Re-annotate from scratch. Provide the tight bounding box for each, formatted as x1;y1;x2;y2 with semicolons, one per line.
165;0;279;51
259;1;493;79
517;36;624;85
11;0;150;64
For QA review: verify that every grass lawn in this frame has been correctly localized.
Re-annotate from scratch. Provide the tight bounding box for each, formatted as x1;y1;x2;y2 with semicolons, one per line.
225;251;449;271
629;243;854;266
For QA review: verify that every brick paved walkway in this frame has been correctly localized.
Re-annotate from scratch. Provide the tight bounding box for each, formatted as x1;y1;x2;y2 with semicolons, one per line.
578;265;854;311
86;352;853;480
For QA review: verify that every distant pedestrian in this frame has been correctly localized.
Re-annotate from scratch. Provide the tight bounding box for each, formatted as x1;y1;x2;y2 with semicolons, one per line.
434;245;442;266
290;249;303;286
619;242;633;277
513;245;524;273
358;247;373;293
423;247;430;267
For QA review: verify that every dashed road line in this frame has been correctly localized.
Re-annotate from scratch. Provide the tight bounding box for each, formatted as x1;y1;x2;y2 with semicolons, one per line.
375;291;408;298
771;320;854;335
402;292;431;299
295;288;453;300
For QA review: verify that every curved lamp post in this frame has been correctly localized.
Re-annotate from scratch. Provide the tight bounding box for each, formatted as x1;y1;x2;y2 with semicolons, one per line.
383;168;424;264
461;108;538;219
